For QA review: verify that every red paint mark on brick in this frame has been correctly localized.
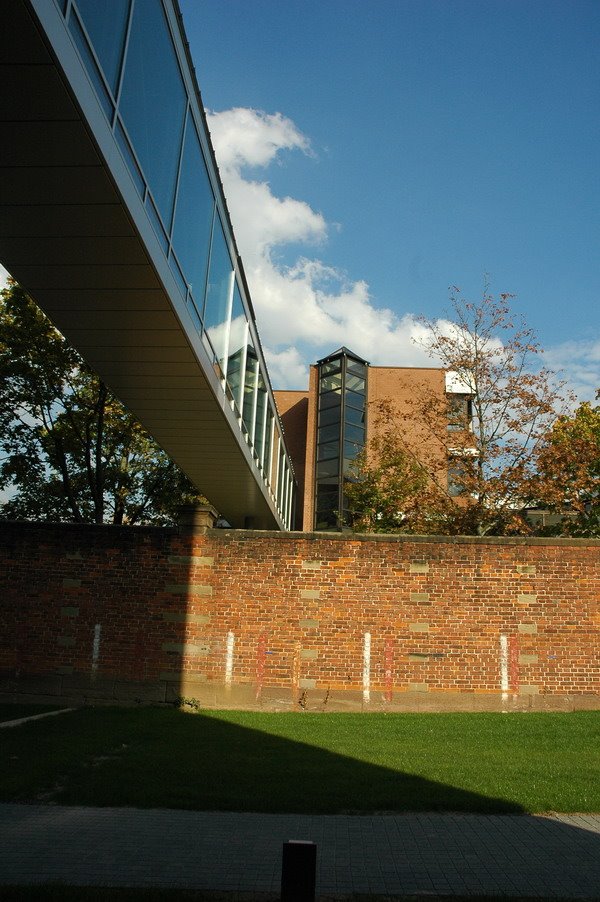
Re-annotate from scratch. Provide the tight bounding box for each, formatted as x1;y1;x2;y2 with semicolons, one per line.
255;633;266;700
384;637;394;702
508;634;519;693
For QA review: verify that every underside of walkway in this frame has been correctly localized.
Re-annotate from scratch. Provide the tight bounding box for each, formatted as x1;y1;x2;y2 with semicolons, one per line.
0;1;290;529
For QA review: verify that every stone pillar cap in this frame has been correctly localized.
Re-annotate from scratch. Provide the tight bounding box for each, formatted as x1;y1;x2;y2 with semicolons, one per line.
178;504;219;531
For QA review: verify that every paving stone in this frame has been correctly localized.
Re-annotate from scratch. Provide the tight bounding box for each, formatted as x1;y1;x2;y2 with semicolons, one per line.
1;805;600;897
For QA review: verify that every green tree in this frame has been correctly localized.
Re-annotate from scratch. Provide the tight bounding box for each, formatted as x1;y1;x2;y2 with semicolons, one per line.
533;393;600;536
0;281;202;524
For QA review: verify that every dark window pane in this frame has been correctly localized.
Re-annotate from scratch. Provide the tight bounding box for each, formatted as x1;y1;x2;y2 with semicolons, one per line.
345;373;365;393
263;407;273;475
69;10;114;119
75;0;129;93
172;115;214;305
115;119;144;196
315;510;338;530
320;359;341;376
344;423;365;443
345;406;365;427
347;359;366;377
119;0;186;224
226;285;246;406
316;486;338;512
345;388;365;411
317;440;339;461
316;475;339;487
320;389;341;411
242;339;257;437
344;439;362;460
319;406;341;428
254;369;267;464
277;440;285;505
187;297;202;333
448;459;467;497
343;456;360;476
320;372;343;393
447;394;473;431
204;217;233;365
168;253;187;300
146;194;168;253
316;458;339;479
317;422;341;444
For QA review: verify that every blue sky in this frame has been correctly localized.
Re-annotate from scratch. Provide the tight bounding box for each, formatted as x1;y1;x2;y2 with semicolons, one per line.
1;1;596;396
180;0;599;396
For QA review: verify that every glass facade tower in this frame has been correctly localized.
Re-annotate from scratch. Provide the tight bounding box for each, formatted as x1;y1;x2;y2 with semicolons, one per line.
314;348;368;530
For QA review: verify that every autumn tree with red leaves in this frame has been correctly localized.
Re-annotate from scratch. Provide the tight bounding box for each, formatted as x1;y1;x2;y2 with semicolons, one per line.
347;287;573;536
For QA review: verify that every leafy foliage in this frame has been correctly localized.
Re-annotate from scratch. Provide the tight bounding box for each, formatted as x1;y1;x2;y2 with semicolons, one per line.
348;287;574;535
345;429;429;532
532;394;600;536
0;281;202;524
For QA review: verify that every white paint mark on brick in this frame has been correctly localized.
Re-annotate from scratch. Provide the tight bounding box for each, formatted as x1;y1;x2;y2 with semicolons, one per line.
500;634;509;701
363;632;371;705
225;630;235;685
91;623;101;678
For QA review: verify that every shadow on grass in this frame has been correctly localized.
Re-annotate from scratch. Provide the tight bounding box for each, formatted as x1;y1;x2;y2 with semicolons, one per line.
1;709;600;899
1;706;528;813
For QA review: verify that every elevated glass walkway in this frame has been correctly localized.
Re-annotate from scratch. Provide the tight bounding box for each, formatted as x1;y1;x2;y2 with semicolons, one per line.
0;0;296;529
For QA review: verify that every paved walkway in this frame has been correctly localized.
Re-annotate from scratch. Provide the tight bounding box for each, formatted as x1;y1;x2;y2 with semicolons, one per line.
2;804;600;898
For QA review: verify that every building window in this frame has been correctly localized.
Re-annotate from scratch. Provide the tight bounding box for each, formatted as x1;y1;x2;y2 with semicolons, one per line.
447;449;478;497
447;459;466;497
447;394;473;431
73;0;130;96
118;0;187;225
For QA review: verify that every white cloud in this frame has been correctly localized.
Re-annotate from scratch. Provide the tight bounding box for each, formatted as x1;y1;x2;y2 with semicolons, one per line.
207;110;326;270
207;107;311;171
206;107;436;387
263;346;309;392
207;107;599;403
544;339;600;403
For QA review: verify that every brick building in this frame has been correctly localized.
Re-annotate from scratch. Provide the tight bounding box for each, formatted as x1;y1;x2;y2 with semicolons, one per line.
275;347;467;532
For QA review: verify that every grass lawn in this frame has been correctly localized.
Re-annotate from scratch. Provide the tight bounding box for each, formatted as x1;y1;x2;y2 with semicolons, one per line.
0;707;598;813
0;704;67;723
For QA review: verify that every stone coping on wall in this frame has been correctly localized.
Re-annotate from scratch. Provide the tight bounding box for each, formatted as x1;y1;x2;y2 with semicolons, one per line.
208;528;600;548
1;520;599;548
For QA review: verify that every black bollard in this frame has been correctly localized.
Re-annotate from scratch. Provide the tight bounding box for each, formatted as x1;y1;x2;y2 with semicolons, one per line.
281;839;317;902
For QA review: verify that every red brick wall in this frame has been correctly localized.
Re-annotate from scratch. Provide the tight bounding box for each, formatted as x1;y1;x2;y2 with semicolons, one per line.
1;522;598;709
